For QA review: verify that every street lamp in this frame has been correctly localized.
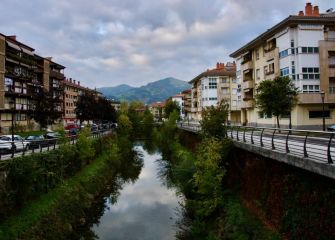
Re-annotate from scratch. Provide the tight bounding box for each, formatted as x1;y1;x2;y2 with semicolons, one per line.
9;98;15;151
320;91;325;131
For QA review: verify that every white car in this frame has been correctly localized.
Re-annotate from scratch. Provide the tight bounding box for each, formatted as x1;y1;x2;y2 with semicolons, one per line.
0;135;28;153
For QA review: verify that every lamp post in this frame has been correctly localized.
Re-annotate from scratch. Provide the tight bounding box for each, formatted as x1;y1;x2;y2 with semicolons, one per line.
9;99;15;152
320;91;325;131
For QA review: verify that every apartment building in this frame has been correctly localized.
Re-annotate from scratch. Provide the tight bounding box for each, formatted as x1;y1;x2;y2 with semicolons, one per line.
63;78;102;125
170;93;184;119
189;62;240;122
230;3;335;129
149;101;165;121
181;89;192;120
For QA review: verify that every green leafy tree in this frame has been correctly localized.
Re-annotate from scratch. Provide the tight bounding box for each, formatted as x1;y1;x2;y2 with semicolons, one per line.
75;92;96;125
255;76;299;129
117;114;133;137
164;99;181;119
200;100;229;139
96;97;117;123
142;109;154;138
29;89;62;129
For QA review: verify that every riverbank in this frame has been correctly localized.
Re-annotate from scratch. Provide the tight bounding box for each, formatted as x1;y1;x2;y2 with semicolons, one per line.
0;133;141;239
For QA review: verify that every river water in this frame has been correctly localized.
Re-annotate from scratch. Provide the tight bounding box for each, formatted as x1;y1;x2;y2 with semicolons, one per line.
91;144;181;240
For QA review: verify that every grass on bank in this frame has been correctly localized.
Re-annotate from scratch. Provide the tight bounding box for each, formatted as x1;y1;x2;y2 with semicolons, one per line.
0;148;115;239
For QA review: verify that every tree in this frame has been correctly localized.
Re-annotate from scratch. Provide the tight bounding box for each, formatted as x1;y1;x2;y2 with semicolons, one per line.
29;89;62;129
96;97;117;123
200;100;229;139
142;109;154;138
255;76;299;129
75;92;96;125
164;99;181;119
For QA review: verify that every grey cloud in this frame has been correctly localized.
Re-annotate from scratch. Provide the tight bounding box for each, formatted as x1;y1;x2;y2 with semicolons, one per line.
0;0;334;87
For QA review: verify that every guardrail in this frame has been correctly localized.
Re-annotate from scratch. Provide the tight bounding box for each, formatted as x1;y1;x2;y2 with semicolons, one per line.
177;122;335;164
0;129;113;160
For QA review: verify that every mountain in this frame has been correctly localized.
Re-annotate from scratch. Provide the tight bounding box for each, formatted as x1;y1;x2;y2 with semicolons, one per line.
98;77;191;104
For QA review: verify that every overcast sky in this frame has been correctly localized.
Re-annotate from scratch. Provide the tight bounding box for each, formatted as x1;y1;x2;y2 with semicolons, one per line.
0;1;333;88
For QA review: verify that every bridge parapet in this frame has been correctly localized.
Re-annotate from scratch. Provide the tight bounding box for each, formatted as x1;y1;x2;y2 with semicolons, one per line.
177;122;335;179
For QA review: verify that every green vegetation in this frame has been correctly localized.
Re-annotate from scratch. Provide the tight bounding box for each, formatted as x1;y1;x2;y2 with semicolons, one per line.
0;135;142;239
255;76;299;128
164;98;181;119
153;102;279;240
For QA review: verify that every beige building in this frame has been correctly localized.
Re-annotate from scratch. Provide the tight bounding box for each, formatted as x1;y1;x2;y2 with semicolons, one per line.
63;78;102;125
181;89;192;119
149;102;165;121
230;3;335;129
189;62;240;122
0;34;65;133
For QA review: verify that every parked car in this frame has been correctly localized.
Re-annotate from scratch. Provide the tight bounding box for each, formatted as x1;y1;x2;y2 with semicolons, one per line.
44;132;61;145
327;125;335;131
0;135;28;153
25;135;48;149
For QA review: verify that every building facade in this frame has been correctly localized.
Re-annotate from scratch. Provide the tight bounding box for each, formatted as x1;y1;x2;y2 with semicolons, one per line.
230;3;335;129
189;62;240;122
181;89;192;120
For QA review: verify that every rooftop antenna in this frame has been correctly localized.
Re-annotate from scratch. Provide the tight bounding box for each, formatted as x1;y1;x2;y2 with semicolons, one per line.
326;8;333;13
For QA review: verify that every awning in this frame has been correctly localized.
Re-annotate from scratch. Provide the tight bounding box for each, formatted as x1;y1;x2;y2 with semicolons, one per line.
6;41;21;51
21;47;34;56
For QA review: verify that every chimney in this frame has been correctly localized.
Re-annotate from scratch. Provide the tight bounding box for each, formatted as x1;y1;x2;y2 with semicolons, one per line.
73;80;76;84
298;10;304;16
305;2;313;16
7;35;17;41
216;62;220;69
78;81;80;86
69;78;72;83
313;6;320;16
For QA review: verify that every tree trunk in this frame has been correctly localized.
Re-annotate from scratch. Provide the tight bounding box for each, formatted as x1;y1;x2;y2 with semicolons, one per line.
276;116;280;129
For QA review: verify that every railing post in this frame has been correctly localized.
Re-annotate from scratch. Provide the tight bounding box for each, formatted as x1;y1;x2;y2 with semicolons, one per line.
271;129;276;150
260;128;265;147
304;132;309;158
236;126;240;141
231;127;233;139
251;128;254;144
243;127;246;142
11;141;15;158
286;131;290;153
327;134;334;164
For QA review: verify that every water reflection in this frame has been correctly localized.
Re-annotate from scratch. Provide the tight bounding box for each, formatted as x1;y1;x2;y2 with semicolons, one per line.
92;145;181;240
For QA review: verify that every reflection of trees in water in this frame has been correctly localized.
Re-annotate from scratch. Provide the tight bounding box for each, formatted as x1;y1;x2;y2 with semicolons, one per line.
68;145;144;239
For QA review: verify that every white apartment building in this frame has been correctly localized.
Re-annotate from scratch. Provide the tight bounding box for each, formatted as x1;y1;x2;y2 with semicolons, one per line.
171;94;185;119
230;3;335;129
189;62;240;122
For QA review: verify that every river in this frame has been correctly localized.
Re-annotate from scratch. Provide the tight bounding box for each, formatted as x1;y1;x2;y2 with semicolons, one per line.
91;144;181;240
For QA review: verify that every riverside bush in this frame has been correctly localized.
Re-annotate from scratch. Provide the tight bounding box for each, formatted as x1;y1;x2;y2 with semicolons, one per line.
0;133;113;224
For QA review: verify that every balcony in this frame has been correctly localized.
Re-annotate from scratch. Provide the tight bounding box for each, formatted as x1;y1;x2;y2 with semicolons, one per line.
242;80;254;90
242;61;253;72
50;70;65;79
299;92;325;104
241;99;254;109
265;70;275;76
265;50;276;62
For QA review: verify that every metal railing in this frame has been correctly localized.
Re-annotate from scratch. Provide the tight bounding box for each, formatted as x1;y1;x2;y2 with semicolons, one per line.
177;121;335;164
0;129;113;160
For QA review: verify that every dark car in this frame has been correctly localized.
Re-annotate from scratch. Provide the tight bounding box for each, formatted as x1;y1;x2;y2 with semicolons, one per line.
327;124;335;131
44;132;61;145
25;135;48;149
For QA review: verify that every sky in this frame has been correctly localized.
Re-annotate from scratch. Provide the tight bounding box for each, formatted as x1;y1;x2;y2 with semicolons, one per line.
0;1;333;88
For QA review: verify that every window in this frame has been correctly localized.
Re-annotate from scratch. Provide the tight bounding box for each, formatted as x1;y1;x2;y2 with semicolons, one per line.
5;77;13;91
221;77;229;83
329;51;335;66
236;70;241;76
209;97;217;101
301;67;319;79
232;78;237;83
309;111;330;119
301;47;319;54
258;112;272;119
302;85;320;93
221;87;229;94
291;40;295;48
232;88;237;94
208;78;217;89
280;67;289;76
279;49;289;58
232;100;237;107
